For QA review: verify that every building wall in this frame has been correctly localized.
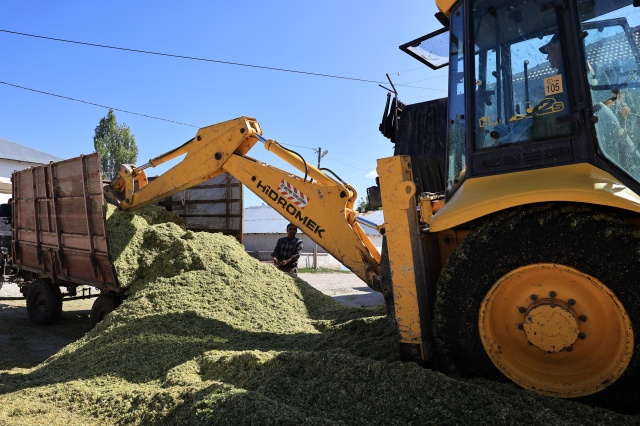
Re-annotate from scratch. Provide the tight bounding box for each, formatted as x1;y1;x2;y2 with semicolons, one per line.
243;233;383;270
0;159;42;178
0;159;44;203
243;233;327;254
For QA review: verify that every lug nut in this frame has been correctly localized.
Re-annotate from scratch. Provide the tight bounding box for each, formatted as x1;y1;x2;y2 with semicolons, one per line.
530;294;538;301
568;299;576;306
518;307;526;313
565;346;573;352
549;291;557;298
517;323;524;330
578;332;587;339
579;315;588;322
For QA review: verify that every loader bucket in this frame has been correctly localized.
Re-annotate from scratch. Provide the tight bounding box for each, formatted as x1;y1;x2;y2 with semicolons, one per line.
102;183;124;208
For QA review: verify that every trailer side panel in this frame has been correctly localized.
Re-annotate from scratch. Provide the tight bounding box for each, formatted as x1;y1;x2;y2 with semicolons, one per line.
12;153;120;292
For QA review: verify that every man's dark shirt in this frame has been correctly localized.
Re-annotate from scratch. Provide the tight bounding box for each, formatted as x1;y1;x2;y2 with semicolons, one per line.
271;236;303;267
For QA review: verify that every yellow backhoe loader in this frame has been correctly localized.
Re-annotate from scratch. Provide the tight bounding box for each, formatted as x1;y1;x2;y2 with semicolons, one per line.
21;0;640;414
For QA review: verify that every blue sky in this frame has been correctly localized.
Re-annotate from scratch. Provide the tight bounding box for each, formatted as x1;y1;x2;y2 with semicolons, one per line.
0;1;448;207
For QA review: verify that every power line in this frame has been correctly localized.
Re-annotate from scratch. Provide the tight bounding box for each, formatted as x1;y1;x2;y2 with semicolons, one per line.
325;152;373;168
0;81;199;127
0;80;412;151
0;81;391;174
280;142;316;151
2;78;330;147
0;29;446;91
325;156;372;172
399;74;448;84
0;29;384;85
395;66;428;74
0;30;448;128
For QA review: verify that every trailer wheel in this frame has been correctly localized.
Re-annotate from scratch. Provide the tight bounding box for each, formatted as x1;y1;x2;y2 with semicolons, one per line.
26;280;63;325
90;294;121;328
433;203;640;412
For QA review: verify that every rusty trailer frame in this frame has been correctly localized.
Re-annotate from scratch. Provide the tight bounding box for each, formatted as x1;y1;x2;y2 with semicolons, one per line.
11;153;121;294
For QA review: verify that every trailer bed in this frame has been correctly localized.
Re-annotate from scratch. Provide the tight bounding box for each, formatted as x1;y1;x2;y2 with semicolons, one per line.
12;153;120;293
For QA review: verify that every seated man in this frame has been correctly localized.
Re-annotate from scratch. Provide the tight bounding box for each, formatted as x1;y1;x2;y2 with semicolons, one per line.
529;34;574;141
484;34;573;146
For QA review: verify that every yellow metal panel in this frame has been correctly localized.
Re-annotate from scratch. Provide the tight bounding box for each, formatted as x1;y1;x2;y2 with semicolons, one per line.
430;163;640;232
119;117;261;209
263;140;337;187
223;154;380;287
377;156;427;354
436;0;458;16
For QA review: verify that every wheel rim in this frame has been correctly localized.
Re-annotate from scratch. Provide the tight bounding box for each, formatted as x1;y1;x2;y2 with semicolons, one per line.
479;263;634;398
34;290;46;313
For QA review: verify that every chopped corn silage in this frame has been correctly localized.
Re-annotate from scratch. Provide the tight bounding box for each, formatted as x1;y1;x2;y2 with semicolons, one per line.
0;205;637;425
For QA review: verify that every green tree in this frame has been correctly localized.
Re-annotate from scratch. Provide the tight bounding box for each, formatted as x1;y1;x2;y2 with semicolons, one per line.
93;109;138;179
356;197;371;212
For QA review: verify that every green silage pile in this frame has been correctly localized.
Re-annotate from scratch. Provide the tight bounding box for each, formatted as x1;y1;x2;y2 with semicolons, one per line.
0;205;637;425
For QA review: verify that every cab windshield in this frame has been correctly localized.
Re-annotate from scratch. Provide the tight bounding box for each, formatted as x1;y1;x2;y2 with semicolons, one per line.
442;0;640;194
473;0;575;149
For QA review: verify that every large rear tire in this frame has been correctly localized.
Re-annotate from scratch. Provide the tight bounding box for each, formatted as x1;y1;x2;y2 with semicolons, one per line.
433;203;640;412
26;280;63;325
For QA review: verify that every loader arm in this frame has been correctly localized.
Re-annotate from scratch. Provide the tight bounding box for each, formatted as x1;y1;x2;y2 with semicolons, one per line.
107;116;381;288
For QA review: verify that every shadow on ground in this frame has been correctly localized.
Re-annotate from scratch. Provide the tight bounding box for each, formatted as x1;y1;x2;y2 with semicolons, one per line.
0;301;91;370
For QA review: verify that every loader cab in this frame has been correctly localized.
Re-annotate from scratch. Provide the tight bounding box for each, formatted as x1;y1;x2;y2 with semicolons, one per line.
403;0;640;200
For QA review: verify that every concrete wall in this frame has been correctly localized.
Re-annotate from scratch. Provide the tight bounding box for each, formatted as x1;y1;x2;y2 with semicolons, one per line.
244;233;328;254
246;249;344;269
243;232;383;270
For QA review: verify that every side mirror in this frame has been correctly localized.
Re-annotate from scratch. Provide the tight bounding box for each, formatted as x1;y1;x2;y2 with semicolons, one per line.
400;27;450;70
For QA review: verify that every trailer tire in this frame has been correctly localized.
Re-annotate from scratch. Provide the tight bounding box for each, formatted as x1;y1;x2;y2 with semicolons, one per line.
433;203;640;413
90;294;121;328
26;280;63;325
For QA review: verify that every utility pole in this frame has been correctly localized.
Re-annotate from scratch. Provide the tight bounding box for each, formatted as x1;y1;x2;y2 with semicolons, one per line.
313;147;328;269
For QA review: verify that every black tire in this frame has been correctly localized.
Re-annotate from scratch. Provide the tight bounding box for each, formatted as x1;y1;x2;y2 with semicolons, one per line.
433;203;640;413
90;294;121;328
26;280;63;325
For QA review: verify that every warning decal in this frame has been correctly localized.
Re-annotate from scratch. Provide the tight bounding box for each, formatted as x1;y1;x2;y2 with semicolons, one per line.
277;179;309;209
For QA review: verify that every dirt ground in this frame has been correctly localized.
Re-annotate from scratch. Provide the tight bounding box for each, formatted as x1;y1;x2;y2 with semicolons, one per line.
297;272;384;307
0;272;380;369
0;284;93;370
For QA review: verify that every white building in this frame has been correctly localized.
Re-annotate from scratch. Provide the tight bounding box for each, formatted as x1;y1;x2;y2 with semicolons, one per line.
0;137;63;202
243;204;383;269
